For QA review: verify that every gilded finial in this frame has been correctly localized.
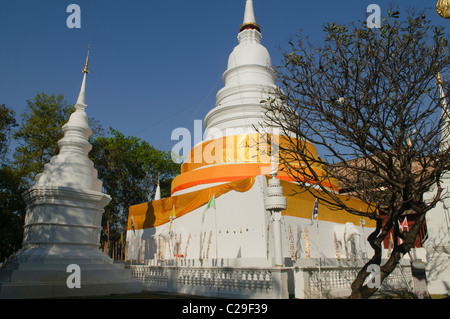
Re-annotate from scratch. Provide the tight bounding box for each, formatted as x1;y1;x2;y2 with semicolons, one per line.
437;0;450;19
437;72;443;85
82;44;90;74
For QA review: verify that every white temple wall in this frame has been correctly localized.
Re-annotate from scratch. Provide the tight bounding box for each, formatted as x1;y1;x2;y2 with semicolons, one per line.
279;216;374;263
127;175;270;262
127;175;412;268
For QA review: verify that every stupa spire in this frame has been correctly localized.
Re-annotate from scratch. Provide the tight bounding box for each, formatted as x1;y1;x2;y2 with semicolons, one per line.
239;0;260;33
83;44;90;74
154;173;161;201
33;45;98;191
76;44;90;108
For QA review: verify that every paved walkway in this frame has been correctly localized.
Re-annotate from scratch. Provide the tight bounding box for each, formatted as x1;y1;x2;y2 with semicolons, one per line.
75;291;221;299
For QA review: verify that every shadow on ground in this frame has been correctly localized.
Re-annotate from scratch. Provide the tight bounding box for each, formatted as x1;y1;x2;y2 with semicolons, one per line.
68;291;221;299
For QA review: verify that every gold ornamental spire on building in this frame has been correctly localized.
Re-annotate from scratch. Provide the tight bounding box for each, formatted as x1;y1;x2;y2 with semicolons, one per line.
83;44;90;74
437;72;444;85
437;0;450;19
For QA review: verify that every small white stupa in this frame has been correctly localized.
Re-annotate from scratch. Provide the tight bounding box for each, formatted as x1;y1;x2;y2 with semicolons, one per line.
0;47;141;298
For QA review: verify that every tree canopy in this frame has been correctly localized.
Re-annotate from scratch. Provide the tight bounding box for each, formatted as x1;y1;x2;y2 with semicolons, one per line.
0;165;25;261
13;93;73;185
0;103;17;162
0;104;23;261
263;10;450;298
90;128;180;241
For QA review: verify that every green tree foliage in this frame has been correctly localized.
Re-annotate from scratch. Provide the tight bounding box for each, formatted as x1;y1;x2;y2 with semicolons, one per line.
12;92;103;185
0;104;24;260
13;93;73;185
0;166;25;261
90;128;180;241
0;103;17;161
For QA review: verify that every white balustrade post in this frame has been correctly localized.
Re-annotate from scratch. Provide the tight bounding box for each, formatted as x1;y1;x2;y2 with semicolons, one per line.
271;211;284;267
167;267;177;292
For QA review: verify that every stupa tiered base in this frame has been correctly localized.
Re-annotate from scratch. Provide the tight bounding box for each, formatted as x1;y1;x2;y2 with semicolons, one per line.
0;186;141;299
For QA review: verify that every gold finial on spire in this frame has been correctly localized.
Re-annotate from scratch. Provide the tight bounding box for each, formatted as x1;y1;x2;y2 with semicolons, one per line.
436;0;450;19
82;44;90;74
437;72;443;85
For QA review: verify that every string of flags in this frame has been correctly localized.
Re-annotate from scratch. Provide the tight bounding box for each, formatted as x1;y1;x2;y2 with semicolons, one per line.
129;193;218;238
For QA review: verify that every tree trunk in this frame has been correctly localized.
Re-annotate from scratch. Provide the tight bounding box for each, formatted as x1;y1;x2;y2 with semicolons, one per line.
348;215;425;299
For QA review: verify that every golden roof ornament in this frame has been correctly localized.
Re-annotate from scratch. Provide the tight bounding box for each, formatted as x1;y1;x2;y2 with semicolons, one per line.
437;72;443;85
437;0;450;19
82;44;90;74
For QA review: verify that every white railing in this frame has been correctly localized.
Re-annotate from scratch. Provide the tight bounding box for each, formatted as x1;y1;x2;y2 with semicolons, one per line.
132;266;169;288
301;263;413;298
130;261;414;299
177;267;273;293
131;265;287;299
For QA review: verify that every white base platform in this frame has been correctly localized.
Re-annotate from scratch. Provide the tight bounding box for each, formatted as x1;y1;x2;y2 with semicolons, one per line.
0;246;142;299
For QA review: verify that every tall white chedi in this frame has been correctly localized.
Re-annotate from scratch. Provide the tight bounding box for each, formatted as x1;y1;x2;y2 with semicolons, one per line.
171;0;284;196
0;48;141;298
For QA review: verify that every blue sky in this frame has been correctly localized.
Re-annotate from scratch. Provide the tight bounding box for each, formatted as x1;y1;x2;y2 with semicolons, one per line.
1;0;447;153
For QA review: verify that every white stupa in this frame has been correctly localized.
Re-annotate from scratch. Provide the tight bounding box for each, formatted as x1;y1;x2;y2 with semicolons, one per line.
170;0;292;197
0;47;141;298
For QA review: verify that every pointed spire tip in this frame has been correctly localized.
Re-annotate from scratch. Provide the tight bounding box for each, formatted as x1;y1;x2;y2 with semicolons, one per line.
76;45;90;108
437;72;443;85
83;44;90;74
240;0;260;33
